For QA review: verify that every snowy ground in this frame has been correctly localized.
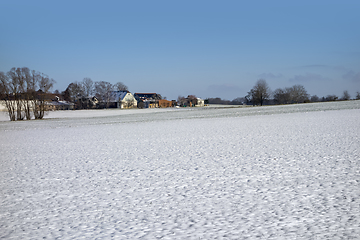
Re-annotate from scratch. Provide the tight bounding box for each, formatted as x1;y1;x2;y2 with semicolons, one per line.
1;101;359;239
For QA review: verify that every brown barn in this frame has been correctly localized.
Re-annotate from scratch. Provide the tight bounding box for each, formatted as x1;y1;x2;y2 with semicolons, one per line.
158;99;174;108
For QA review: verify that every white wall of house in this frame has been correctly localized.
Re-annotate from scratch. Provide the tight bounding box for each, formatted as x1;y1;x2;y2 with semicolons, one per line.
196;98;205;107
119;93;137;109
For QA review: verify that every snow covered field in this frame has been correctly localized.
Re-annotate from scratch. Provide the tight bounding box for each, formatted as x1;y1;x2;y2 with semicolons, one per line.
1;101;359;239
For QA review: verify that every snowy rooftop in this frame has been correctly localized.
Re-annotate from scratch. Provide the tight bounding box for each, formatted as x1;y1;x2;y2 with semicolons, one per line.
108;91;128;102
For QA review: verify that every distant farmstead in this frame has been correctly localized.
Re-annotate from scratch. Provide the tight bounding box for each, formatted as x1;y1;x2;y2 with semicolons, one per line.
196;98;205;107
158;99;176;108
134;93;162;108
178;95;205;107
109;91;137;109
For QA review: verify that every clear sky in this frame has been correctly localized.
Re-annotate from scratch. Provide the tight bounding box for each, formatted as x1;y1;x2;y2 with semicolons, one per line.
1;0;359;100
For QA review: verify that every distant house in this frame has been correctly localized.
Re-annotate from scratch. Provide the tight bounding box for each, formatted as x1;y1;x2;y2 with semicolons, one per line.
109;91;137;109
178;95;205;107
48;100;74;110
158;99;175;108
196;98;205;107
68;96;99;109
134;93;162;108
45;95;74;110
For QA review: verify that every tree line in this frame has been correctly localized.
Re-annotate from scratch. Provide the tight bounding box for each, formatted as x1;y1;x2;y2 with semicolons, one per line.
0;68;132;120
2;67;359;120
60;79;129;109
207;79;360;106
0;67;55;121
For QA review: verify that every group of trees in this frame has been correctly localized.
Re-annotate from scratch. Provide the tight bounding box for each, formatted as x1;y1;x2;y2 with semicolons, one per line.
205;79;359;106
0;67;55;121
0;66;132;120
246;79;309;105
206;97;246;105
245;79;359;106
246;79;272;106
61;79;128;109
0;68;131;121
2;66;359;121
311;90;358;102
273;84;309;104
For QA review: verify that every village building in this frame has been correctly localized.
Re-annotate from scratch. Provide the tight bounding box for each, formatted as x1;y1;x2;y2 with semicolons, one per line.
178;95;205;107
196;98;205;107
158;99;176;108
134;93;162;108
48;100;75;110
109;91;137;109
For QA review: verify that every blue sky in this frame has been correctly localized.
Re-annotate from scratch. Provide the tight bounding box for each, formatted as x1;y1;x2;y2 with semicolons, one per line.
1;0;359;100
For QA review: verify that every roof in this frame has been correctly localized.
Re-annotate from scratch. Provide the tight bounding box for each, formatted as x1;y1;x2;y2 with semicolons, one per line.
134;93;160;100
109;91;128;102
48;101;74;106
134;93;157;95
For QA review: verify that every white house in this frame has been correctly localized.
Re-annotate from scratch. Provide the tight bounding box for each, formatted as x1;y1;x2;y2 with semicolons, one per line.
109;91;137;109
196;98;205;107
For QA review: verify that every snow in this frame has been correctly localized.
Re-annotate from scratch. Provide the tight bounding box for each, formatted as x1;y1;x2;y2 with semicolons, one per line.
1;101;360;239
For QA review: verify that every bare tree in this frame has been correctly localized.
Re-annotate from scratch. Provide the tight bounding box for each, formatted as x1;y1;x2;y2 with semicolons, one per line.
273;88;290;104
273;85;309;104
247;79;271;106
356;91;360;100
11;67;40;120
289;85;309;103
341;90;350;100
0;71;16;121
114;82;128;92
82;78;94;97
21;67;34;120
94;81;114;108
310;95;320;102
65;82;84;102
0;72;6;99
36;73;55;119
7;68;25;120
29;70;42;118
1;68;54;121
177;95;187;107
325;95;338;101
0;72;6;97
